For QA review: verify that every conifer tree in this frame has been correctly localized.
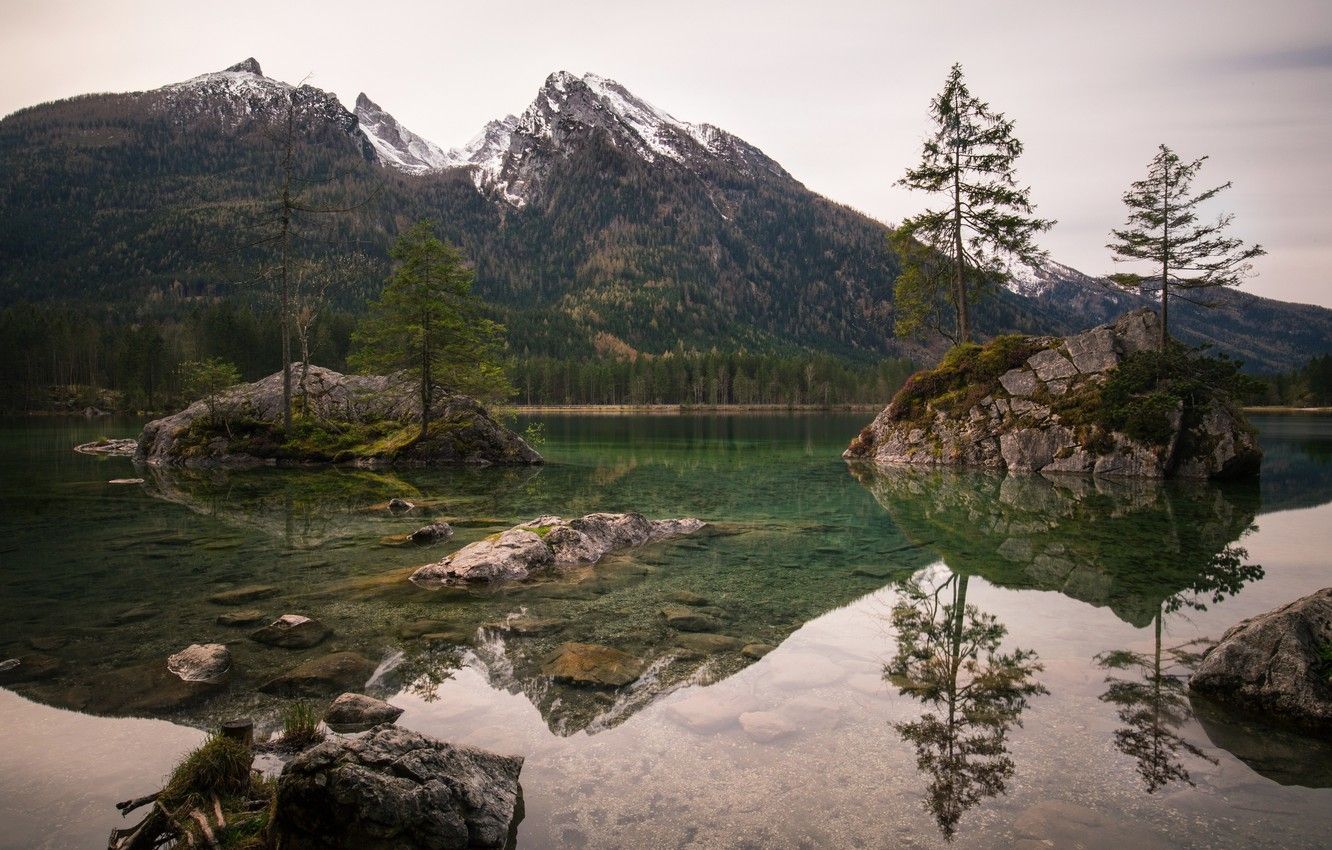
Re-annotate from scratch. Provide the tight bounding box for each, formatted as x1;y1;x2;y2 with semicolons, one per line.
895;63;1054;344
1108;145;1265;349
349;221;512;437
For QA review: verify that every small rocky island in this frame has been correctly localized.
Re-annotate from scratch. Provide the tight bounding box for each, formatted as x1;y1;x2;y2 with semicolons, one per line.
136;365;541;467
845;308;1261;478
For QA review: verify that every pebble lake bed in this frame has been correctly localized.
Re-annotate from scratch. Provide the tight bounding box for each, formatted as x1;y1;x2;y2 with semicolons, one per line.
1;412;1331;849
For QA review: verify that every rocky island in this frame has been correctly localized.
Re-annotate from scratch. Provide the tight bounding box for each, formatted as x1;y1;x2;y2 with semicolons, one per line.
845;309;1261;479
136;365;542;467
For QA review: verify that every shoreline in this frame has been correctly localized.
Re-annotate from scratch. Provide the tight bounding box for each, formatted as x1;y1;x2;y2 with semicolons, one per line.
1243;406;1332;414
507;403;884;415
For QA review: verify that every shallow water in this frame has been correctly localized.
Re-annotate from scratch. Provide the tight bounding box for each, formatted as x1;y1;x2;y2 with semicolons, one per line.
1;413;1330;849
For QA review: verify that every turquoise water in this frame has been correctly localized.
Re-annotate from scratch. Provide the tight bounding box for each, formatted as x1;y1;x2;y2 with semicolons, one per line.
1;413;1330;848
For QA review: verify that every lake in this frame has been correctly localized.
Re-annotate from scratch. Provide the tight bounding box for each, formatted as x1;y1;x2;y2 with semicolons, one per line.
1;412;1331;849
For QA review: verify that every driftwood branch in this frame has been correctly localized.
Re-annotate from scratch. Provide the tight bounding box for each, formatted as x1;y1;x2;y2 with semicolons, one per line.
114;791;161;817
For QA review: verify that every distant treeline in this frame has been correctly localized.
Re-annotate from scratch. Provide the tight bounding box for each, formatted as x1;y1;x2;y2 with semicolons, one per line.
1246;354;1332;407
509;353;916;406
0;300;914;412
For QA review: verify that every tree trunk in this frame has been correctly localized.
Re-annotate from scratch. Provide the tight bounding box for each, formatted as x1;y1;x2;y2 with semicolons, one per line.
419;305;431;439
280;99;295;431
953;141;969;344
1160;156;1170;350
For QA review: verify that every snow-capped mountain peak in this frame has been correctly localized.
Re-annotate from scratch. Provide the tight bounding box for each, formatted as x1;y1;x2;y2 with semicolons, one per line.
354;93;459;174
355;70;787;208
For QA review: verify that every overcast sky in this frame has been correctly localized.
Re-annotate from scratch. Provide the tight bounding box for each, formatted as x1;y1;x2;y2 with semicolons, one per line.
3;0;1330;306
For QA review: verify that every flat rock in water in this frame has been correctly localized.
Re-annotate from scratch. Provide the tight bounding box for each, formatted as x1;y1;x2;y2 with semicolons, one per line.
74;438;137;456
675;633;745;653
661;605;724;633
27;635;68;651
398;619;456;639
216;609;266;626
484;615;564;636
1190;586;1332;732
387;497;415;515
273;725;524;850
324;692;405;730
209;585;280;605
107;605;158;625
742;643;776;660
260;652;377;697
166;643;231;683
108;478;144;485
0;653;62;684
250;614;330;649
411;512;705;585
739;710;797;743
73;660;224;714
540;642;645;687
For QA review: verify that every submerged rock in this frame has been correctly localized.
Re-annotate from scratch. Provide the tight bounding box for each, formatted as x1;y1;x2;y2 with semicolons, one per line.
410;521;454;545
0;653;62;684
166;643;231;683
661;605;724;633
260;652;377;697
250;614;330;649
324;692;404;730
540;642;646;687
208;584;280;605
1189;587;1332;732
74;437;138;456
135;365;542;468
411;512;705;585
216;609;266;626
845;308;1261;479
72;660;225;714
273;725;524;850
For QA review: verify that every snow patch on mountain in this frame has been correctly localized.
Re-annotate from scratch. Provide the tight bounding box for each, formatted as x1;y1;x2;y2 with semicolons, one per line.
354;93;459;173
1007;259;1104;298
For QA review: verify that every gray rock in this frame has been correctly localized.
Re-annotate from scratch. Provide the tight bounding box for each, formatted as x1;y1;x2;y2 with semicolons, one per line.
166;643;231;683
999;368;1040;398
1027;348;1078;382
74;438;138;456
410;522;453;545
742;643;776;660
844;307;1259;480
388;497;415;515
412;528;553;584
136;365;543;468
1189;587;1332;732
1063;326;1120;373
273;725;523;850
411;512;705;585
324;692;404;730
540;642;645;687
1113;308;1160;355
260;652;377;697
250;614;330;649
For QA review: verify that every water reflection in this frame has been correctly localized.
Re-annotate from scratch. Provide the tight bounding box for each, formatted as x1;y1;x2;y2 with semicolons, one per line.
885;570;1046;840
849;465;1260;627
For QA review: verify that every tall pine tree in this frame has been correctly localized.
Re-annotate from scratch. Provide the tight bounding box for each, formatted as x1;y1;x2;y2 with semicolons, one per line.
895;63;1054;344
350;221;512;437
1108;145;1265;349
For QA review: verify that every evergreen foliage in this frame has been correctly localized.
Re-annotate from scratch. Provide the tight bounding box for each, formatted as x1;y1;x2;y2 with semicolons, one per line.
1108;145;1265;347
350;221;513;432
895;63;1054;343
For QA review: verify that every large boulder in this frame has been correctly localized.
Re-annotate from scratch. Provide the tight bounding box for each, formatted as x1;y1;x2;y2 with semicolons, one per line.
845;308;1261;479
273;725;524;850
410;512;705;585
136;364;542;468
1189;587;1332;733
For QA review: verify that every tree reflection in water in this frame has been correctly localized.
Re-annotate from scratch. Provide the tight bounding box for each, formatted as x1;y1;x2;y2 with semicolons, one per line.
1095;543;1263;792
886;571;1047;841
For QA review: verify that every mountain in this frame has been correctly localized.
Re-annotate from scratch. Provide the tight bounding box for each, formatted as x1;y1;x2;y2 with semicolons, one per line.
1;58;1329;372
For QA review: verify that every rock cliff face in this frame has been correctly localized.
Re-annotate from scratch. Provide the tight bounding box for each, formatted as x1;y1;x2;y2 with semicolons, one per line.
845;309;1261;479
136;365;541;467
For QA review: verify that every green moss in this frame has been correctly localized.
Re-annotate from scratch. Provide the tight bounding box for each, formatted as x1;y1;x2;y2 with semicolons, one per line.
888;334;1051;424
529;524;556;538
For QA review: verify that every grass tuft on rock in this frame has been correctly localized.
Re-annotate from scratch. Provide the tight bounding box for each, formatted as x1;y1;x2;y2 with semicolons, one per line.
279;700;325;750
887;335;1052;424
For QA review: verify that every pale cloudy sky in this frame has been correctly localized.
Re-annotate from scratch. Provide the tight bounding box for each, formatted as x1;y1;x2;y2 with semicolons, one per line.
2;0;1330;306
